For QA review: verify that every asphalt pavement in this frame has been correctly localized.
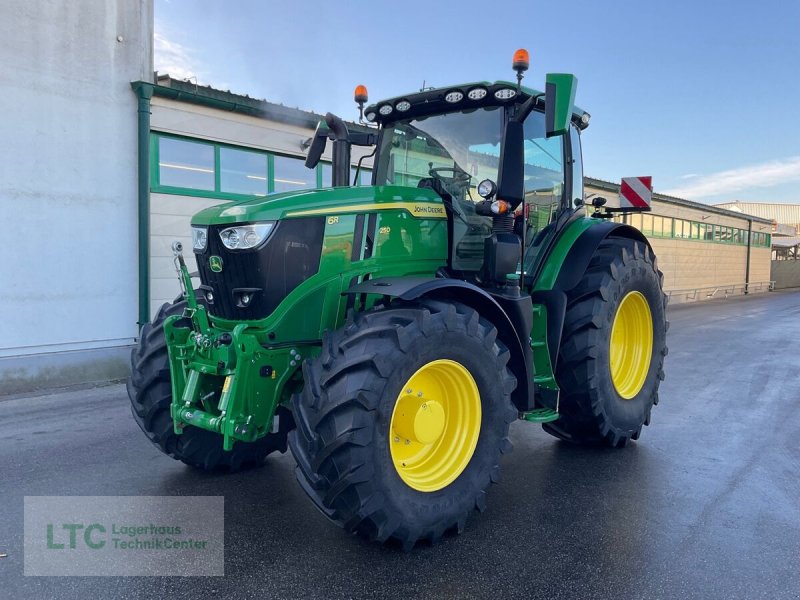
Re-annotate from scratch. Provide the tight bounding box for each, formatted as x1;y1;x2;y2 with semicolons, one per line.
2;291;799;599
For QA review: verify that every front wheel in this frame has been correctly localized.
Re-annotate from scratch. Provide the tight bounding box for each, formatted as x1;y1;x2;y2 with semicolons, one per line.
289;299;517;550
544;237;668;447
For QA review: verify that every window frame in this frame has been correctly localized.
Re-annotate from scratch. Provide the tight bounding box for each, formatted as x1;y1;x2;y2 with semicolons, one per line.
150;132;344;200
618;211;768;248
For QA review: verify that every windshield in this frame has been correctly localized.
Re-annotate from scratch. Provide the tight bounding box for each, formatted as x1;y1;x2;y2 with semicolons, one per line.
375;108;566;272
375;107;504;192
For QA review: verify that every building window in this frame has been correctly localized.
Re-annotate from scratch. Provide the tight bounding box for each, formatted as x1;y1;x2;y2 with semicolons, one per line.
158;137;215;190
321;163;332;188
641;214;654;235
153;133;372;198
321;163;373;188
220;147;267;196
619;211;765;247
273;155;316;193
652;216;671;237
351;166;372;186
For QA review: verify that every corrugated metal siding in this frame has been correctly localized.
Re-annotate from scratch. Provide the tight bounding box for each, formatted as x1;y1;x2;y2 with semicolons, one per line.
714;202;800;229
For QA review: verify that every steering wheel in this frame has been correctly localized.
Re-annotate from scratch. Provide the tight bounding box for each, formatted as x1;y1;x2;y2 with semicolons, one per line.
428;166;471;197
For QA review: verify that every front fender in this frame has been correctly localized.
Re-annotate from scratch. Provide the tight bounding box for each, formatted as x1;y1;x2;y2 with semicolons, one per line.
344;277;534;411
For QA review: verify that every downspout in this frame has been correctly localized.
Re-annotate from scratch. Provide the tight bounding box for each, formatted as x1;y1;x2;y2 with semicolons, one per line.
131;82;154;329
745;217;752;294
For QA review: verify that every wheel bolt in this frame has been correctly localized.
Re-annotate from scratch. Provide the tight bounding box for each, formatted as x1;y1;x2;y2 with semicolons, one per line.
406;388;413;394
394;436;400;443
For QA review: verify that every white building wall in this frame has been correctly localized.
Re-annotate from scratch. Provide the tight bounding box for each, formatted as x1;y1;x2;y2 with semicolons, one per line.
0;1;153;391
150;193;226;316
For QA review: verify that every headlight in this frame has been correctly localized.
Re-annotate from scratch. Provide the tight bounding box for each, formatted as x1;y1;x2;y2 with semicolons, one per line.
191;226;207;251
219;223;274;250
477;179;497;199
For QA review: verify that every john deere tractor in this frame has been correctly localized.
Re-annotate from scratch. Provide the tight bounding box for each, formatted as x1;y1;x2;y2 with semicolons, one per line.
128;50;667;549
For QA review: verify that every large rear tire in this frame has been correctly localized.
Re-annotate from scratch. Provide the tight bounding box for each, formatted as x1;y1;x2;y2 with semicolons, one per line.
127;298;293;471
543;237;668;447
289;299;517;550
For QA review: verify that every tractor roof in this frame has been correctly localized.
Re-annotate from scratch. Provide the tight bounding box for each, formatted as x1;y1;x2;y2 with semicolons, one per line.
365;80;589;130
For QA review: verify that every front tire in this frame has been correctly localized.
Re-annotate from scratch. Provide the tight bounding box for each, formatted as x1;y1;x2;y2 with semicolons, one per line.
544;237;668;447
127;297;293;471
289;299;517;550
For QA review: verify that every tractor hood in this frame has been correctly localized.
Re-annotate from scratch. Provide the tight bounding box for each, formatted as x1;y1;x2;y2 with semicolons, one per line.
191;185;446;226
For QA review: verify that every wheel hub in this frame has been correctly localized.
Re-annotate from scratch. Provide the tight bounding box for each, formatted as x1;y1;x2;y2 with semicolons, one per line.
609;290;654;399
389;359;481;492
393;397;446;445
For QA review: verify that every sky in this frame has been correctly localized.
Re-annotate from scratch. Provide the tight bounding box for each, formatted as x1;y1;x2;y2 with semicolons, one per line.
155;0;800;205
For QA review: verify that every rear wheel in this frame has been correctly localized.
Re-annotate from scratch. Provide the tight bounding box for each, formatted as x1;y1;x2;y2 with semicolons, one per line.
544;237;668;447
289;299;517;550
127;297;292;471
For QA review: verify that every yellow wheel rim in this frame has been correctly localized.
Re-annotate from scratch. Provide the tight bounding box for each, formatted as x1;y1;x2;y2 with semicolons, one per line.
609;291;654;399
389;359;481;492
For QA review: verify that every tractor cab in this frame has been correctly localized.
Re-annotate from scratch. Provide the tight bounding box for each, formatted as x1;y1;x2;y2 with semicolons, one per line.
307;65;589;291
366;81;588;283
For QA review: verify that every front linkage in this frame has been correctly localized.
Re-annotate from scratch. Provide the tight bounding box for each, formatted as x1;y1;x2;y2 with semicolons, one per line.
163;242;301;451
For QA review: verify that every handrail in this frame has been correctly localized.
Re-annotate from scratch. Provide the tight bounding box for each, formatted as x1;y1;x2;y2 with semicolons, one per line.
667;281;774;301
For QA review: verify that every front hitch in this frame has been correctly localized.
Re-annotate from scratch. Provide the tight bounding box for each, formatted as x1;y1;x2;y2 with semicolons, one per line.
162;241;302;451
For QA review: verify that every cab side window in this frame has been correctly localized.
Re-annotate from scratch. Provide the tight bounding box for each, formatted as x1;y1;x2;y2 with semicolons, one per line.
522;112;565;234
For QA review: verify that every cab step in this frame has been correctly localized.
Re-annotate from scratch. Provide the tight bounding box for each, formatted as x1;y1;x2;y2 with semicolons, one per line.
521;408;560;423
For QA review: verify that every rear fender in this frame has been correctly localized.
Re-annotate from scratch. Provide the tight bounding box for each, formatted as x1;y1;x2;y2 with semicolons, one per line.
532;220;651;368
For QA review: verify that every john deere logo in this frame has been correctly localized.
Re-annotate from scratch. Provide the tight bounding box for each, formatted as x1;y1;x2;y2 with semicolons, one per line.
209;256;223;273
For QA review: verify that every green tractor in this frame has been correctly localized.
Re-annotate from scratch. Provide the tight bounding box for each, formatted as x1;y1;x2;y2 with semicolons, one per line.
128;50;667;549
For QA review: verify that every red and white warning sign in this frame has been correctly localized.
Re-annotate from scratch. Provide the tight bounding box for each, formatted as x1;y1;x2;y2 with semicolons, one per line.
619;176;653;209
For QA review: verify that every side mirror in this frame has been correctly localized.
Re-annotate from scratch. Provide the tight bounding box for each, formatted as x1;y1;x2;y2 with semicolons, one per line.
304;119;329;169
495;119;525;209
545;73;577;138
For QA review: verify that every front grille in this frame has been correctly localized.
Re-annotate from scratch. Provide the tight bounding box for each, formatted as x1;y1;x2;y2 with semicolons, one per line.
195;218;325;320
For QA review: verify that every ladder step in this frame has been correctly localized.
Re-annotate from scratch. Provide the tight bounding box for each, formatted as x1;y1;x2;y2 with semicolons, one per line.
521;408;560;423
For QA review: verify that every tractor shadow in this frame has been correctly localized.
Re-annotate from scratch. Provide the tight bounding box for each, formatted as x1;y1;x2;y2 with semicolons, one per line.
148;425;668;596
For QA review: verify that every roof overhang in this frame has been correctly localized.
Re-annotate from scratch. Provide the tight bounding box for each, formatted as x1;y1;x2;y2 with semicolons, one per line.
365;80;589;130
